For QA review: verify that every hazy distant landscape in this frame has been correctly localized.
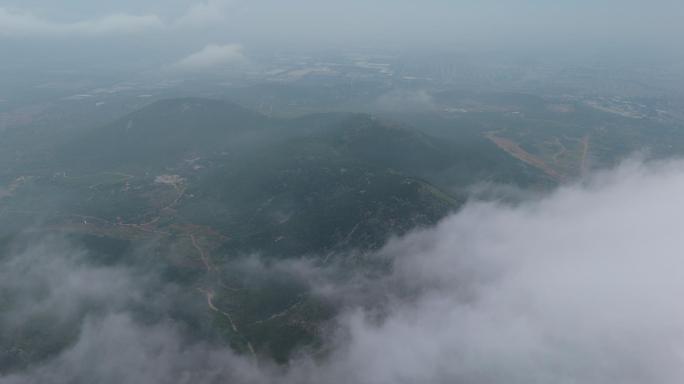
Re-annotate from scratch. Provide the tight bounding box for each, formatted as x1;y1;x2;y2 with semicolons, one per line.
2;1;684;383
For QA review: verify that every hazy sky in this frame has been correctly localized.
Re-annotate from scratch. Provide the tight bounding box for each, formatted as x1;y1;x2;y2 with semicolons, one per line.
3;1;683;42
1;0;683;102
1;0;683;68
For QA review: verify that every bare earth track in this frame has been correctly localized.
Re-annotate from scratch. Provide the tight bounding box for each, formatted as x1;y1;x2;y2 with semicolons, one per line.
486;133;565;182
580;135;590;175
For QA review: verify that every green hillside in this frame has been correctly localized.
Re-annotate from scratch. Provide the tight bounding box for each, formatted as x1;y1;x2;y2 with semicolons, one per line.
0;97;553;365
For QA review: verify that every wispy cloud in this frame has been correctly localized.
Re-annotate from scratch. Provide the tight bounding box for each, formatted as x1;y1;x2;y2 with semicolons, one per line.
169;44;246;71
175;0;234;28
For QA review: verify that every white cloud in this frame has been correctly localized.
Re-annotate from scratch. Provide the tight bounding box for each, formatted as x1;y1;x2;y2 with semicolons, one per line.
3;314;264;384
308;158;684;383
170;44;246;71
0;7;164;37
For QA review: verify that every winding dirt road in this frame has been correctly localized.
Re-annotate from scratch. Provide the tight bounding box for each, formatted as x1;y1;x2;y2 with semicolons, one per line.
200;288;256;358
191;234;215;272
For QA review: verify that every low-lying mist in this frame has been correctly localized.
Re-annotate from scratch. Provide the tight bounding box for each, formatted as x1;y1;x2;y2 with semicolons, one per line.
5;158;684;383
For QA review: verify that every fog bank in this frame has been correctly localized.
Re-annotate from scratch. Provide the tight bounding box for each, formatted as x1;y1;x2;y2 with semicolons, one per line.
6;159;684;383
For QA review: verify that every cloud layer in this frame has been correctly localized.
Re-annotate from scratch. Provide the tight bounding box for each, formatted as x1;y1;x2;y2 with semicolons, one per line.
0;1;234;38
5;158;684;383
0;8;164;37
316;158;684;383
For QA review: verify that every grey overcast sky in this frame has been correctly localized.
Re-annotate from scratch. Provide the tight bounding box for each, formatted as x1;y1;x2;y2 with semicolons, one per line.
1;0;683;76
2;1;683;45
